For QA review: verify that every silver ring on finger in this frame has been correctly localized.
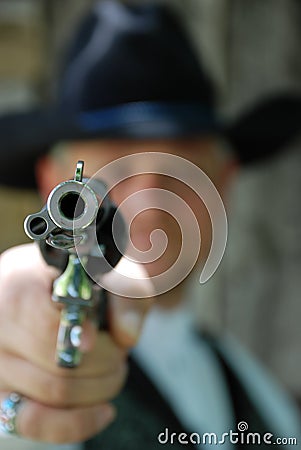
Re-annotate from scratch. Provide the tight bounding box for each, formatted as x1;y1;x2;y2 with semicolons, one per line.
0;392;22;435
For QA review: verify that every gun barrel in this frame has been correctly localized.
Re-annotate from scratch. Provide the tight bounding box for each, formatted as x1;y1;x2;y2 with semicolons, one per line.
24;179;100;241
47;180;99;231
23;161;126;368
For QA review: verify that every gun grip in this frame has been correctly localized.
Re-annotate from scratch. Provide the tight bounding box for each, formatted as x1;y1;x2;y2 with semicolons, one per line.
56;305;86;368
56;289;109;368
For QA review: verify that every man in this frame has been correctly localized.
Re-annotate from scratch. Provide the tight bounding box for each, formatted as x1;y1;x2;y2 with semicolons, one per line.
0;2;300;449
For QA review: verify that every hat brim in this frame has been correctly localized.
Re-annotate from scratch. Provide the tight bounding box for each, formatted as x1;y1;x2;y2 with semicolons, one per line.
224;93;301;165
0;101;219;189
1;94;301;189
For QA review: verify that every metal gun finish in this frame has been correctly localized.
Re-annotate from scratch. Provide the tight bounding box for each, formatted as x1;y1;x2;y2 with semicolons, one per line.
24;161;126;368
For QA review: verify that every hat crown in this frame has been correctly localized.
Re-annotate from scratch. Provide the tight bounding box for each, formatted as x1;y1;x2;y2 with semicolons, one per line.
0;1;221;189
58;0;214;112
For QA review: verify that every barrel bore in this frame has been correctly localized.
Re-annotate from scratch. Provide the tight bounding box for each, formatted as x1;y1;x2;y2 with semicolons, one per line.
59;192;85;220
29;217;48;235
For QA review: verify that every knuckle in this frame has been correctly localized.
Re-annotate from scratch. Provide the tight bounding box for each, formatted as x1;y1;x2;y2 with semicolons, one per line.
107;352;127;375
103;362;128;400
47;375;72;407
21;403;93;444
65;413;97;442
19;402;40;438
49;410;103;444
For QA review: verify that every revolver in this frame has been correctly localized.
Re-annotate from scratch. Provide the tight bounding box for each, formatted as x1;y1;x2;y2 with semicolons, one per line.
24;161;126;368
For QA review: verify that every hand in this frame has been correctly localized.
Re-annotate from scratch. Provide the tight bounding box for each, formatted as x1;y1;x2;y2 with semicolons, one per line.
0;244;153;443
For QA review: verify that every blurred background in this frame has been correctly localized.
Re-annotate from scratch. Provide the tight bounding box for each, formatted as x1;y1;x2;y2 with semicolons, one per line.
0;0;301;409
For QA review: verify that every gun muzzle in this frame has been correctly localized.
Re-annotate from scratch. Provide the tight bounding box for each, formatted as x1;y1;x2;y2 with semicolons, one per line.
23;161;126;368
24;179;100;241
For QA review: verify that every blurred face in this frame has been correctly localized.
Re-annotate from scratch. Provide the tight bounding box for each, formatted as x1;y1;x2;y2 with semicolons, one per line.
37;138;234;294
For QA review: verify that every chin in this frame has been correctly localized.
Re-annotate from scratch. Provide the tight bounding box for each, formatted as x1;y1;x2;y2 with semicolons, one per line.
141;255;196;294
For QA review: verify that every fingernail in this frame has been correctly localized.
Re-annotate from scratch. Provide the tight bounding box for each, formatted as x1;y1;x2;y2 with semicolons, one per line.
120;310;143;342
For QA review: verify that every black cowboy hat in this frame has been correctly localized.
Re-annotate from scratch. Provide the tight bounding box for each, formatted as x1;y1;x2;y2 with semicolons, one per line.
0;0;300;188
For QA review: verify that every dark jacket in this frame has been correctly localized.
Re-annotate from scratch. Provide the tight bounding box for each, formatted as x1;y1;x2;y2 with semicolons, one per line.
85;334;297;449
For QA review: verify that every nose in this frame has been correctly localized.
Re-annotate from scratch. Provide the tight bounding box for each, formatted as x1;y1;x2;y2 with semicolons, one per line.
113;174;172;226
127;175;173;215
127;175;165;213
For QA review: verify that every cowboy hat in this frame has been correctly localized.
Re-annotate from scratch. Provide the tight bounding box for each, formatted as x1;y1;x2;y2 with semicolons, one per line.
0;1;300;188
